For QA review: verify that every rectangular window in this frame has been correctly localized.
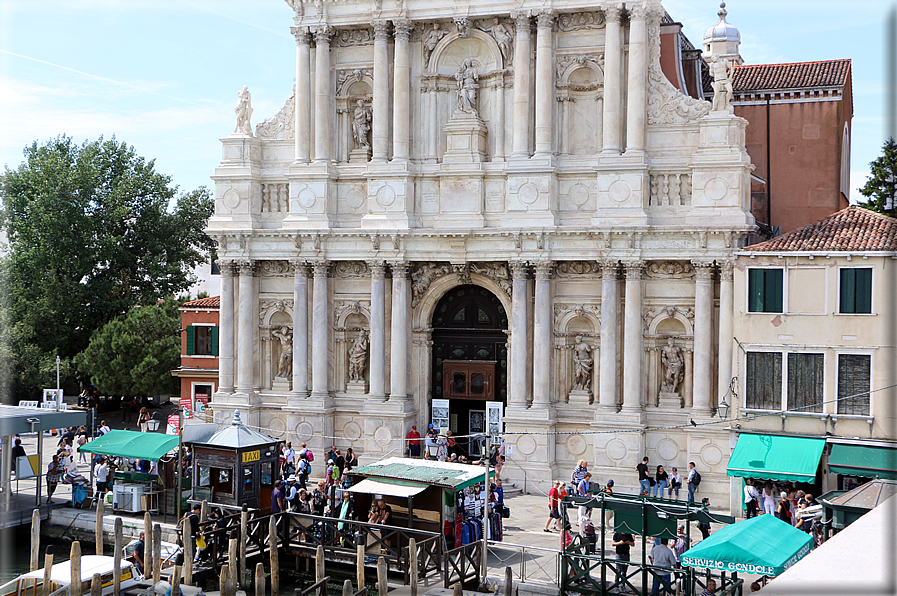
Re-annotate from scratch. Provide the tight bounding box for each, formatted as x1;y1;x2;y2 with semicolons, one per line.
186;326;219;356
745;352;782;410
748;269;784;313
787;353;824;413
840;268;872;314
837;354;871;415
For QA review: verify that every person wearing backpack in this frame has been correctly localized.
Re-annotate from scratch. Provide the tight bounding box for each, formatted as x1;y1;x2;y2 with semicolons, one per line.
297;453;310;489
687;462;700;502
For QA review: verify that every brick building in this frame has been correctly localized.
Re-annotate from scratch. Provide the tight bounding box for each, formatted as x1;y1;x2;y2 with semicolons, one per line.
171;296;220;407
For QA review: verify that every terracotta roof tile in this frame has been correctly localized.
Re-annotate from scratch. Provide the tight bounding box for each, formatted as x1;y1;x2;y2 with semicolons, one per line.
743;206;897;252
180;296;220;308
732;59;850;93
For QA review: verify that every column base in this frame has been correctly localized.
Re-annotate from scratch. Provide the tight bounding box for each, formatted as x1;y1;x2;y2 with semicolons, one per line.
272;377;292;393
567;390;592;407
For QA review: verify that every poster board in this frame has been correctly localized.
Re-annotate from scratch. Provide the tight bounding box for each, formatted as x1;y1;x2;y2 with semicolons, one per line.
179;397;194;419
166;415;180;435
431;399;450;431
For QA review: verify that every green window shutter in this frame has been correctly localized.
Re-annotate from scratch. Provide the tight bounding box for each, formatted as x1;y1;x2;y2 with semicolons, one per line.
840;268;856;314
856;268;872;314
186;326;196;356
748;269;764;312
211;326;220;356
767;269;784;313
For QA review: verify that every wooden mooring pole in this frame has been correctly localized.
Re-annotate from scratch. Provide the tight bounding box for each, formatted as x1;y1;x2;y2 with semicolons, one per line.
113;518;123;596
95;499;104;555
228;534;239;588
90;574;101;596
452;583;462;596
408;538;418;596
254;562;265;596
152;523;162;585
269;516;279;596
504;566;512;596
69;541;81;596
377;557;387;596
356;544;365;592
342;579;353;596
143;513;153;581
30;509;40;571
184;535;194;586
240;506;248;584
200;500;209;523
42;547;54;596
316;546;325;583
219;565;230;596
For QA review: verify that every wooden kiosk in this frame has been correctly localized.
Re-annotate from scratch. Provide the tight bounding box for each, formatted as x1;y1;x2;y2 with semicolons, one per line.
187;410;280;510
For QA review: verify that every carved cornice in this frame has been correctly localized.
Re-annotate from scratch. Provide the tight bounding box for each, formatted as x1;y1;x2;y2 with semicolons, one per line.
692;261;715;281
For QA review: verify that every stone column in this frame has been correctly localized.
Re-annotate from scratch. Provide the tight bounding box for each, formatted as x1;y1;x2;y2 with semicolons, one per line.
372;20;390;162
292;262;310;398
311;261;330;398
392;20;412;161
692;261;714;415
624;4;649;154
426;81;439;160
601;5;623;154
236;260;256;394
622;261;644;411
533;11;555;157
533;261;552;406
509;261;530;406
511;12;532;158
492;79;505;159
368;261;387;400
389;262;410;400
313;26;333;163
292;27;311;163
598;260;618;409
218;261;236;393
718;262;734;408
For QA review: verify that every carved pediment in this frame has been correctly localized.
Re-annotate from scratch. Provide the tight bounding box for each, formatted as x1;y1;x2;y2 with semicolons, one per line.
255;86;295;140
646;12;711;125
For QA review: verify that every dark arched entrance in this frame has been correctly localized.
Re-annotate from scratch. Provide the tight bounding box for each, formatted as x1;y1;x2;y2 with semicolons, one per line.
431;285;508;457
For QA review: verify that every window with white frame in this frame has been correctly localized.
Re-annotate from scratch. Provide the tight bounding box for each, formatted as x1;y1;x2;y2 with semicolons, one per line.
787;353;824;413
745;352;782;410
745;351;825;413
837;354;871;416
839;268;872;314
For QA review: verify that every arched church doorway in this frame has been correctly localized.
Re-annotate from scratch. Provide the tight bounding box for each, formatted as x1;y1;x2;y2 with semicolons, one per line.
431;285;508;458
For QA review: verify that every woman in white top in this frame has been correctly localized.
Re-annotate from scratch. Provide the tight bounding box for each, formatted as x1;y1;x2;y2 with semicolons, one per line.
761;481;777;515
743;478;760;518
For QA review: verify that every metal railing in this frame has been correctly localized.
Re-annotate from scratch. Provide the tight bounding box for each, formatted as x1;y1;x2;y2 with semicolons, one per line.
485;540;559;586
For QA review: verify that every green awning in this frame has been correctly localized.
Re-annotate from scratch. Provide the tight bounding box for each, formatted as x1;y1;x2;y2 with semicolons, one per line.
828;444;897;479
79;429;178;461
727;434;824;483
680;514;813;576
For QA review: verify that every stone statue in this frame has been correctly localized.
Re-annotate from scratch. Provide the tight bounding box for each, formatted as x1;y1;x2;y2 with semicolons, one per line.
490;18;513;66
348;330;368;382
234;85;253;136
423;23;447;68
272;326;293;378
571;335;593;392
709;55;734;112
660;337;685;394
351;100;372;148
455;59;479;115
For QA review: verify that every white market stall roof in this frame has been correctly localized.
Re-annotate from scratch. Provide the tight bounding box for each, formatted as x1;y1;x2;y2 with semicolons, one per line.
348;478;429;498
350;457;493;491
0;405;86;437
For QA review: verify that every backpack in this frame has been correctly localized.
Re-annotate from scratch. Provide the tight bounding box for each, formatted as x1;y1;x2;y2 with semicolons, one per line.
306;450;315;462
692;470;702;486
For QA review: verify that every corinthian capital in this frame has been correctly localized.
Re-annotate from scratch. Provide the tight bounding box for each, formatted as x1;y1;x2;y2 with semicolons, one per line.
534;261;553;281
368;260;387;279
291;26;311;46
312;260;330;277
291;260;310;277
513;11;531;34
692;261;715;281
623;260;645;280
219;260;237;277
510;260;529;280
390;261;409;278
604;4;623;24
718;261;734;281
536;10;556;29
393;19;413;39
599;259;619;280
628;3;649;21
237;260;257;276
373;20;390;41
314;26;334;45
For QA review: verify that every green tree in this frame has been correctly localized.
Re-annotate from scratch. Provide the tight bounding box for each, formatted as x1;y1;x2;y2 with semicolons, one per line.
858;137;897;216
75;299;181;396
0;136;213;399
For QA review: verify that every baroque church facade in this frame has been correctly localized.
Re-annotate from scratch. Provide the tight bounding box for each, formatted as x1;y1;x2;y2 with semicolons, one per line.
207;0;755;503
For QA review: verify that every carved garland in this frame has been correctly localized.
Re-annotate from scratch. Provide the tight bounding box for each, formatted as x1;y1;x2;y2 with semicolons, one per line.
258;261;293;277
557;11;606;31
331;261;371;278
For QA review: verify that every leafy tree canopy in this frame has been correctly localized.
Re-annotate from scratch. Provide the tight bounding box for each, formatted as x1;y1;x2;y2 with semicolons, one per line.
0;136;214;399
857;137;897;217
75;299;181;396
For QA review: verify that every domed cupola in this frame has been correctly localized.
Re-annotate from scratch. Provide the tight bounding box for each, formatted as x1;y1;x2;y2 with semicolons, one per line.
703;2;743;65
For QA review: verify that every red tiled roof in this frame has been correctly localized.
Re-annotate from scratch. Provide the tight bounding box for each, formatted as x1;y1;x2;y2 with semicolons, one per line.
743;206;897;252
180;296;220;308
733;59;851;93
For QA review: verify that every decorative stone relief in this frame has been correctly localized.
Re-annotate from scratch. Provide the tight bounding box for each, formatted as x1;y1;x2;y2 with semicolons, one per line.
553;303;601;329
645;261;695;278
332;261;370;278
422;23;448;68
557;11;606;31
556;54;604;84
476;18;513;66
336;28;374;46
555;261;600;277
262;183;289;213
258;261;292;277
470;262;512;296
645;12;711;124
336;69;373;97
642;305;694;333
283;0;303;16
411;262;452;307
454;16;471;38
255;86;295;140
333;300;371;326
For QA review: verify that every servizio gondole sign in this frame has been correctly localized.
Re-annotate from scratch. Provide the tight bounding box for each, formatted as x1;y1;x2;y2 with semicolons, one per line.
681;541;812;576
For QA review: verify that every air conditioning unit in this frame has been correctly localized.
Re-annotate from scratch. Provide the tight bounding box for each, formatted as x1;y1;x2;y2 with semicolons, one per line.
113;484;145;513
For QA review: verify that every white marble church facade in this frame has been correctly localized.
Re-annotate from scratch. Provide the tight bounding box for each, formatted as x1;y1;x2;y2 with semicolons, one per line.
207;0;754;502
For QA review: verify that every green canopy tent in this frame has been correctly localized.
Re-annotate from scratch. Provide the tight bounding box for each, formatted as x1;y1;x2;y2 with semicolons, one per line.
80;429;179;461
727;433;825;483
680;514;813;577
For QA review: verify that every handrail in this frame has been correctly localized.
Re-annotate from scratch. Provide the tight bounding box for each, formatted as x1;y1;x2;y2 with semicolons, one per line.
296;576;329;596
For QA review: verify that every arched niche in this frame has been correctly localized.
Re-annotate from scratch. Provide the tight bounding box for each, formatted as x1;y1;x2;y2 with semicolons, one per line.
649;314;692;337
270;311;292;328
558;61;605;157
336;70;374;98
429;30;503;75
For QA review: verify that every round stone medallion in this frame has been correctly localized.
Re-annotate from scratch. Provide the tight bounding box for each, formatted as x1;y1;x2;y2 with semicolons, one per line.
346;188;365;210
374;425;393;447
222;189;241;210
608;180;632;203
656;438;679;462
267;416;286;438
295;421;314;442
605;439;628;462
376;185;396;208
705;177;729;202
566;434;587;457
343;421;363;442
569;184;590;208
518;183;540;205
701;444;723;467
297;188;317;209
516;435;537;456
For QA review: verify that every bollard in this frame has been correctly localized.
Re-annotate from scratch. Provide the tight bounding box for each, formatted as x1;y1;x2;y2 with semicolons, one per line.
183;536;194;586
269;516;279;596
69;542;81;596
409;538;418;596
42;546;54;596
31;509;41;571
377;557;388;596
452;582;462;596
200;500;209;523
172;565;182;596
504;566;512;596
95;499;104;556
315;545;325;583
219;565;230;596
113;518;123;596
90;573;101;596
342;579;353;596
143;513;153;580
152;524;162;585
356;544;365;592
254;563;265;596
228;535;239;588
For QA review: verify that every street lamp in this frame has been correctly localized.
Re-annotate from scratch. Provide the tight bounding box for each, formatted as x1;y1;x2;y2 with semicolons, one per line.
718;397;730;420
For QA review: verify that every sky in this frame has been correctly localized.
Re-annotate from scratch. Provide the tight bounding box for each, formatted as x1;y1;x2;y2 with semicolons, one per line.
0;0;893;203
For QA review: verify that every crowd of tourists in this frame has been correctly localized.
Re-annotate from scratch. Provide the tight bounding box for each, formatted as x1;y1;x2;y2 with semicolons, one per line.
743;478;824;543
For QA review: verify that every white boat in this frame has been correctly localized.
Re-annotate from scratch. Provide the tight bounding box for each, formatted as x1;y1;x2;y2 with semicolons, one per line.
0;556;140;596
122;540;183;571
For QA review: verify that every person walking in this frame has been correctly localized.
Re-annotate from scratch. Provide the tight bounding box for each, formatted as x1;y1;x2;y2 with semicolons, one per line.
653;465;669;498
649;538;677;596
668;467;682;500
137;407;149;432
686;462;699;503
94;456;109;502
637;457;651;495
297;453;310;489
612;531;635;593
132;532;145;575
46;455;64;504
673;525;689;565
744;479;760;518
406;426;421;458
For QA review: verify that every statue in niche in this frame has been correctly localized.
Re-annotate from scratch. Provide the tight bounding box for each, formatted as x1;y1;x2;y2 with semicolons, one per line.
272;326;293;378
423;23;447;68
571;335;593;392
709;55;734;111
660;337;685;394
454;59;480;115
348;330;368;382
489;18;513;66
351;100;372;148
234;85;253;136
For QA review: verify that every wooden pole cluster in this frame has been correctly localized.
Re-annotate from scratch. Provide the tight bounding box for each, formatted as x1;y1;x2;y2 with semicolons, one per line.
30;509;41;571
409;538;418;596
143;513;153;580
254;562;265;596
69;541;81;596
268;516;279;596
95;499;104;555
377;557;387;596
113;518;123;596
42;547;54;596
152;523;162;585
356;544;365;592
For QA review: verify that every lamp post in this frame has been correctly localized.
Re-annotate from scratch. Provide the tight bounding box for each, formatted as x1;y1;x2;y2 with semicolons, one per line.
55;356;60;412
175;406;184;524
718;397;730;420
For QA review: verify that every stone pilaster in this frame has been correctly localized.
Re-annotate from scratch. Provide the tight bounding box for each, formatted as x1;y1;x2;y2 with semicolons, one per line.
368;261;387;400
